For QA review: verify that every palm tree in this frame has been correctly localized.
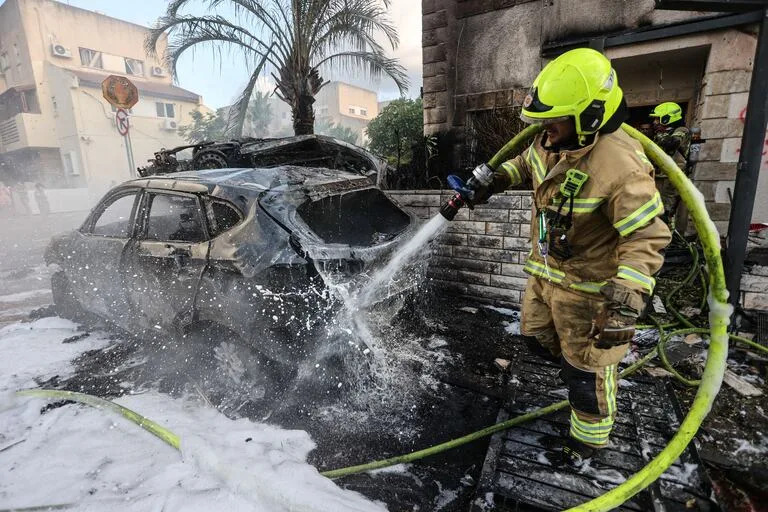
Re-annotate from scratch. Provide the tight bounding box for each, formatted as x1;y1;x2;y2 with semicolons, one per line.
146;0;408;137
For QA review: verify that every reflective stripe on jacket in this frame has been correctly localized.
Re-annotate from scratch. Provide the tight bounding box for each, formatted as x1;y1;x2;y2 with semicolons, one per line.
499;130;671;296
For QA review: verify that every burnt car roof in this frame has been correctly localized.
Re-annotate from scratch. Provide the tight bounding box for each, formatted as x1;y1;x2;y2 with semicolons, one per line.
123;166;377;207
136;135;388;186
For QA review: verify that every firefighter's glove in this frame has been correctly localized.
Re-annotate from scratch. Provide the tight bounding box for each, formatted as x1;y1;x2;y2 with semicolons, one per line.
473;171;511;205
589;283;644;349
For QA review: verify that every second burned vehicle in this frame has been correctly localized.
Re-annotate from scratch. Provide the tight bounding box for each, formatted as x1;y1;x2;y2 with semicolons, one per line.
46;136;415;364
138;134;390;183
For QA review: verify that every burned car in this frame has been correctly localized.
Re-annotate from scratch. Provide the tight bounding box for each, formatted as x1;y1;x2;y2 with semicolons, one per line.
45;160;415;364
138;134;390;185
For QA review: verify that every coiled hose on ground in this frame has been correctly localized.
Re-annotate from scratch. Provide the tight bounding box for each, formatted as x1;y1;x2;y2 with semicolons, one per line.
14;123;745;511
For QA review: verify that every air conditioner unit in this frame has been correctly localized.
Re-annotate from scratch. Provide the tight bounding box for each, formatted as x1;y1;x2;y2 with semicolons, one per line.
163;118;178;131
151;66;166;77
51;44;72;58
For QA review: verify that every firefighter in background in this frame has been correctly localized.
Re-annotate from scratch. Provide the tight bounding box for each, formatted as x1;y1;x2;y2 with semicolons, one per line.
482;48;671;465
649;102;692;222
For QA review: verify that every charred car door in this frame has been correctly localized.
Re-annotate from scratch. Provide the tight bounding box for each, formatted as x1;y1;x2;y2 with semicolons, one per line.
66;188;140;326
123;191;210;332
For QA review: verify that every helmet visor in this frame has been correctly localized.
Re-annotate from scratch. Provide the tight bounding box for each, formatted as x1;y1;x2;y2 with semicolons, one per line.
520;113;571;125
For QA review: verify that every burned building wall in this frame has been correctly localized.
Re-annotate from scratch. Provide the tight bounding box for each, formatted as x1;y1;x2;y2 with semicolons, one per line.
423;0;760;233
422;0;765;310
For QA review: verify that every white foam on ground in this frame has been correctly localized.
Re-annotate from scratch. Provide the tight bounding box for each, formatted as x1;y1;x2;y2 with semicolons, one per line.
0;317;111;390
0;318;386;511
502;320;521;335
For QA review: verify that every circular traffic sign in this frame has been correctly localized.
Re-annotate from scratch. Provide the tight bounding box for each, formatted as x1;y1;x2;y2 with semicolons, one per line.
102;75;139;109
116;108;130;136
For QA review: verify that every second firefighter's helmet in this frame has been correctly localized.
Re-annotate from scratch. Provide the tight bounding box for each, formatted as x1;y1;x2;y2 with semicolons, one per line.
649;102;683;125
521;48;623;141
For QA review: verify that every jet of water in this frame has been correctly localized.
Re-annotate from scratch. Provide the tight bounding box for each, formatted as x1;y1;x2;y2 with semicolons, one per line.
359;214;449;307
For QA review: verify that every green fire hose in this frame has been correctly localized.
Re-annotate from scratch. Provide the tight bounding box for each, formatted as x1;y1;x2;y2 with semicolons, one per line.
569;124;730;511
13;123;732;511
15;389;180;450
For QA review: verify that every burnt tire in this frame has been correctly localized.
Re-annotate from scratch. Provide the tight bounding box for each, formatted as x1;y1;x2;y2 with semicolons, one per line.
51;271;85;321
182;323;293;406
192;149;228;169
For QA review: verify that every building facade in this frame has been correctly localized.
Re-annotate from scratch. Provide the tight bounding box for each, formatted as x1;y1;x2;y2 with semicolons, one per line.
422;0;764;233
0;0;207;207
263;81;379;144
314;81;379;144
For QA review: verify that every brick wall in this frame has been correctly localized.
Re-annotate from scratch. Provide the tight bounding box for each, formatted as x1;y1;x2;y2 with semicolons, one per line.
387;190;768;313
741;266;768;312
693;67;754;234
387;190;533;306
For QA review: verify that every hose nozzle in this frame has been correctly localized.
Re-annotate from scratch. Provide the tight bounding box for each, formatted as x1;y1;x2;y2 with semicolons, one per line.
439;193;465;221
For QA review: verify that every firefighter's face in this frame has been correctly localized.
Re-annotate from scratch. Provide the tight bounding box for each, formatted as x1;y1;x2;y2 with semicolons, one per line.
545;118;576;146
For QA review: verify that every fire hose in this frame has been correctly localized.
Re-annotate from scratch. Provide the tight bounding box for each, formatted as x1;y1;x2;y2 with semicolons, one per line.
13;124;737;511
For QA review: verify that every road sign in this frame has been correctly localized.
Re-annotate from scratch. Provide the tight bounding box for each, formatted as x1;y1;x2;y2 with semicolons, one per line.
115;108;130;136
102;75;139;109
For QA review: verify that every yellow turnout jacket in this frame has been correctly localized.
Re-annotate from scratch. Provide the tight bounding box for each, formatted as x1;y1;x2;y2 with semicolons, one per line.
500;129;671;297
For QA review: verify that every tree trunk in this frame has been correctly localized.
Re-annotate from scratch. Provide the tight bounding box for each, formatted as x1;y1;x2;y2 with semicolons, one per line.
293;93;315;135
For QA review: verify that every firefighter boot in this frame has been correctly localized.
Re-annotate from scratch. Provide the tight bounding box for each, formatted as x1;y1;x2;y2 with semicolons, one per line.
546;437;596;468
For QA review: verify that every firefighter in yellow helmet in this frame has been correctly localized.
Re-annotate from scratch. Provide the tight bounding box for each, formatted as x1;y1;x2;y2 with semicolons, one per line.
650;102;692;221
481;48;671;465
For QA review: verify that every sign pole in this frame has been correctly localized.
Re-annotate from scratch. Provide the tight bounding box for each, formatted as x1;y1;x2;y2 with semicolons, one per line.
102;75;140;180
124;132;136;177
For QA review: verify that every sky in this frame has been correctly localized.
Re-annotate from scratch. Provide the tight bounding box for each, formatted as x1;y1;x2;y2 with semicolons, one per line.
54;0;423;109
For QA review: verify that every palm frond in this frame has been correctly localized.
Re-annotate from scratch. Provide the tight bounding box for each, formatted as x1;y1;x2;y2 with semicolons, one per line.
148;0;408;136
211;0;293;55
311;0;399;55
224;48;273;138
146;15;283;78
314;51;409;94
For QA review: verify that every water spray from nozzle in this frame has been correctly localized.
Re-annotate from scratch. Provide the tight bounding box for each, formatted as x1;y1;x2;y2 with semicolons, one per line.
439;163;495;221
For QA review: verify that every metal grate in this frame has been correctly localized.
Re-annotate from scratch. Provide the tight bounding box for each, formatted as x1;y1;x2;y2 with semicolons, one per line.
471;347;718;511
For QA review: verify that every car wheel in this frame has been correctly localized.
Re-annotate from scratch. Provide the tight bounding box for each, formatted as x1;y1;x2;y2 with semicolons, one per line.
192;149;228;169
51;271;85;320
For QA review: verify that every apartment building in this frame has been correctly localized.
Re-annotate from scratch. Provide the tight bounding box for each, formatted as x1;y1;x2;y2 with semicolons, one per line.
0;0;207;206
314;81;378;144
264;82;379;144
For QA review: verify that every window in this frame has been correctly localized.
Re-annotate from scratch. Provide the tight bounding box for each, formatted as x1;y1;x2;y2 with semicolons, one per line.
145;194;205;243
360;108;367;116
63;151;80;176
208;201;242;237
124;58;144;76
79;48;103;69
0;88;40;121
20;90;40;113
348;107;356;115
155;102;175;118
91;193;137;237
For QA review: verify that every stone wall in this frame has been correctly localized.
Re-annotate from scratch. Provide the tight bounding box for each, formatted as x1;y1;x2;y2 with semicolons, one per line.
741;266;768;312
388;190;533;306
388;190;768;313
